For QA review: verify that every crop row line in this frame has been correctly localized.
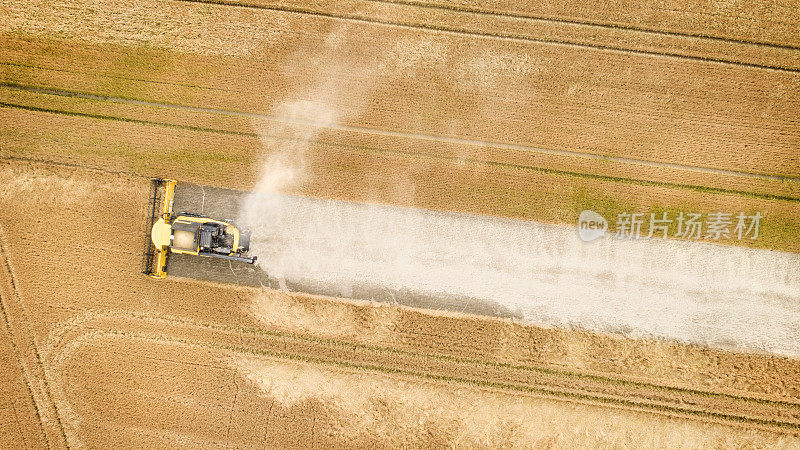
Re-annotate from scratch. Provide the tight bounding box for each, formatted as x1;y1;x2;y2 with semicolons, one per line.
365;0;800;51
0;61;236;93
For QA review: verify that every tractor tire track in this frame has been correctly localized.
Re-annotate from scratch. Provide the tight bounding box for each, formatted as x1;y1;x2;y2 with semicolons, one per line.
173;0;800;73
365;0;800;50
0;224;68;448
0;61;239;93
2;83;799;196
4;102;800;204
5;82;798;183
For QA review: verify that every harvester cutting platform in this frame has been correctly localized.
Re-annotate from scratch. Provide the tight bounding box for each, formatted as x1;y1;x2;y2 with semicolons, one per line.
142;178;257;278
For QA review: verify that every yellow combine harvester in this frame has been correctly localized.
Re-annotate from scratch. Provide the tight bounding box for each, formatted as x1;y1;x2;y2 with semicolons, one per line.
141;178;256;278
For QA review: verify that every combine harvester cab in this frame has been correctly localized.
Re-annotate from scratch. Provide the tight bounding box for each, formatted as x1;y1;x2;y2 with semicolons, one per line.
141;178;256;279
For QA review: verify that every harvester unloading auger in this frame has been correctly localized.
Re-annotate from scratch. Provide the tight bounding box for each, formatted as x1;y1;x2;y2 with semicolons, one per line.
141;178;257;278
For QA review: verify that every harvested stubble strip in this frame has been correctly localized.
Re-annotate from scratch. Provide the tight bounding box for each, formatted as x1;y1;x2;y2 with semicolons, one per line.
1;31;798;177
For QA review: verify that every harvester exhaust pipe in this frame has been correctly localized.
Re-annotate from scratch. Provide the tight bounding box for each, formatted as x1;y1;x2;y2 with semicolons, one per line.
239;230;252;253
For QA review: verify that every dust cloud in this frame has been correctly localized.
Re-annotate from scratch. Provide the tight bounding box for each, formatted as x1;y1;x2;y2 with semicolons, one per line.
237;26;800;358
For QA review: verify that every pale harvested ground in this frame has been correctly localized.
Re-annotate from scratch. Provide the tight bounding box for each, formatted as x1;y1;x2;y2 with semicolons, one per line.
1;159;799;447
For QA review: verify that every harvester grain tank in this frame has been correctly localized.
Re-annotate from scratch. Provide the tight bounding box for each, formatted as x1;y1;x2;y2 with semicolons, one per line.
141;178;256;278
